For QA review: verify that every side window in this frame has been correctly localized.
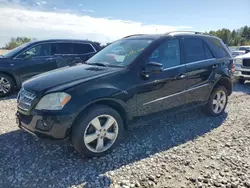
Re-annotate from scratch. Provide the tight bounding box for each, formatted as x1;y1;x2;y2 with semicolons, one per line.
55;43;73;54
18;43;52;58
148;39;181;69
204;43;214;59
72;43;95;54
183;38;206;63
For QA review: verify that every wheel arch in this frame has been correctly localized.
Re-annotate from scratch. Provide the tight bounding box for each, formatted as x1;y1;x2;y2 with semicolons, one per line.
212;77;232;95
72;98;129;132
0;71;18;88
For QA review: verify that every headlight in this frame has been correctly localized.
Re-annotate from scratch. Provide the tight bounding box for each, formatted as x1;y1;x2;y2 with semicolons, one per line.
234;58;242;65
35;92;71;110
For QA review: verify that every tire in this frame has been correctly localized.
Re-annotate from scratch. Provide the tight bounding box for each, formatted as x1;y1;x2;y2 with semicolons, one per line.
238;79;245;84
71;105;124;157
202;86;228;116
0;73;15;97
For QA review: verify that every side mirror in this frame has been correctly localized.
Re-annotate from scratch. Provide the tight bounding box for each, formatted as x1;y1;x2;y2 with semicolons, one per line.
146;62;163;73
245;49;250;54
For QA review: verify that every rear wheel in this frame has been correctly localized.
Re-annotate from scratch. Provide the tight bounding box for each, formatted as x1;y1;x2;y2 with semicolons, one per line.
0;73;15;97
72;105;124;157
238;79;245;84
202;86;228;116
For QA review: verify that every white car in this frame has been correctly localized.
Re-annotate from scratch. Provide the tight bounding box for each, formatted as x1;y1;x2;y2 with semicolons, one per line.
232;46;250;57
234;52;250;84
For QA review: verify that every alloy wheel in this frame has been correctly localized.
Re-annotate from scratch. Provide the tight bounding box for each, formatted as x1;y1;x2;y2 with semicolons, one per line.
212;90;227;114
83;115;119;153
0;77;11;94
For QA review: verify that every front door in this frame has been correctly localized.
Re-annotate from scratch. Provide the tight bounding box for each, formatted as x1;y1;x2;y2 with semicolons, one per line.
136;38;188;117
12;43;57;82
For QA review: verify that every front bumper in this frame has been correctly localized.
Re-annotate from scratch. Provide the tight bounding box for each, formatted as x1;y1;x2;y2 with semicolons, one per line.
16;111;74;139
234;66;250;80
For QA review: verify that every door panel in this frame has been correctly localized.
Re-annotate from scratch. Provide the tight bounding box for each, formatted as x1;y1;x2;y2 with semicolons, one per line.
182;37;216;105
12;56;57;82
185;59;215;104
135;38;188;117
136;65;187;117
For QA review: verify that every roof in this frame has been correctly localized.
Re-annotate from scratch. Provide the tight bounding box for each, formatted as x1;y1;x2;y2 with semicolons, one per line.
30;39;99;44
122;31;220;40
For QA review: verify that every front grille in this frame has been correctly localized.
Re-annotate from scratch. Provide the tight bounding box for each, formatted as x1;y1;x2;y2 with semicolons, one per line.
17;89;36;112
242;71;250;75
242;59;250;67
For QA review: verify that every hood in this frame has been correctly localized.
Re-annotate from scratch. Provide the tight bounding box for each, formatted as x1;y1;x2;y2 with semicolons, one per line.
23;64;121;93
235;52;250;59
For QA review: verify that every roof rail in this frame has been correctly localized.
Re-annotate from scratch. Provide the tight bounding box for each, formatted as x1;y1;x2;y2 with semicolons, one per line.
122;34;146;39
165;31;204;35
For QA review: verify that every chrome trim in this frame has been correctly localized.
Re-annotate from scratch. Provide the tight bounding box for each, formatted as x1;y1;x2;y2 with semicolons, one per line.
18;89;36;111
14;41;97;59
143;83;210;106
162;58;216;71
163;64;185;71
184;58;216;66
20;126;38;138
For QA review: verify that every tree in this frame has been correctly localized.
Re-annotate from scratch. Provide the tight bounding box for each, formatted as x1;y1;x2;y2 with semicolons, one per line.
4;37;35;50
207;26;250;46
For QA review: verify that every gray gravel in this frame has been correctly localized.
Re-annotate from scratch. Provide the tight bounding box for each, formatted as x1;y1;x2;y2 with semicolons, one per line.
1;83;250;188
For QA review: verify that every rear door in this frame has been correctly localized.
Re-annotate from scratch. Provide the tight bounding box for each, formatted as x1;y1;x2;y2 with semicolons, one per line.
182;37;216;105
72;43;97;62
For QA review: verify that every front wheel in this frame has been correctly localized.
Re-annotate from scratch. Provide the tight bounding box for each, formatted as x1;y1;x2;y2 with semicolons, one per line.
202;86;228;116
0;73;15;97
71;105;124;157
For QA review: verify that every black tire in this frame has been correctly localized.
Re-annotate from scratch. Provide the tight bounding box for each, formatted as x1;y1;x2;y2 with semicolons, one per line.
71;105;124;157
202;86;228;116
238;79;245;84
0;73;15;97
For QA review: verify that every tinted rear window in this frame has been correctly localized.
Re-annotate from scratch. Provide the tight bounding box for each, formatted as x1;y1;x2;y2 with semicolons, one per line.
183;38;206;63
72;43;95;54
54;43;73;54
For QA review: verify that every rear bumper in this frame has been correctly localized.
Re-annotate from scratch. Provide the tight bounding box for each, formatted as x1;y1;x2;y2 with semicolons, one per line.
16;111;74;140
234;66;250;80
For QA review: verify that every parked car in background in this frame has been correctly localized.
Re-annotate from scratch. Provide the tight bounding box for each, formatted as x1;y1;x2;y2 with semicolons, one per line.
16;31;234;157
234;52;250;84
0;39;101;97
231;45;250;57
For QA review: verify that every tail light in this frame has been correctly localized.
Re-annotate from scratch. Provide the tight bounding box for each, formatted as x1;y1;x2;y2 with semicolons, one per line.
230;60;235;72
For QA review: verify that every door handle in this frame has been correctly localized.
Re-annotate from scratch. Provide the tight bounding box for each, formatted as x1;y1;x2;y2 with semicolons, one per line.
177;74;186;79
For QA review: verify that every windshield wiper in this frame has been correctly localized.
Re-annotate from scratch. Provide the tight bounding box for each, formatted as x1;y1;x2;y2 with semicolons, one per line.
89;62;109;67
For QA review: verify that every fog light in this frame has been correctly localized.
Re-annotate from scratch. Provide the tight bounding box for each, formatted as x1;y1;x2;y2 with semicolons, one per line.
36;119;53;131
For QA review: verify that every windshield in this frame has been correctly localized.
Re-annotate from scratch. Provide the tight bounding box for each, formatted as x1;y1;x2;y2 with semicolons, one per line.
2;42;32;58
87;39;153;67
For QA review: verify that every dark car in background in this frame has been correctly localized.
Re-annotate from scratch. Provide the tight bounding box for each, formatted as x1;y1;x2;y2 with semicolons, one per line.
0;39;101;97
16;31;234;157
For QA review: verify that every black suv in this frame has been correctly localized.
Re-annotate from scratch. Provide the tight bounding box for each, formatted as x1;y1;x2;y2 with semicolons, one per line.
0;39;101;97
16;32;234;157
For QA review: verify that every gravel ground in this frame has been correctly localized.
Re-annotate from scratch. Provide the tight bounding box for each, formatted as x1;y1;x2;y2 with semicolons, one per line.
0;83;250;188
